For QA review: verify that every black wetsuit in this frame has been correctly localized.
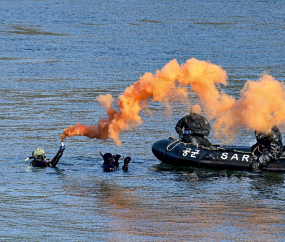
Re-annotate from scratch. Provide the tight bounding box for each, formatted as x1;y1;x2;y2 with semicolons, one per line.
102;153;121;172
251;126;283;166
30;148;64;168
101;153;131;172
175;113;211;147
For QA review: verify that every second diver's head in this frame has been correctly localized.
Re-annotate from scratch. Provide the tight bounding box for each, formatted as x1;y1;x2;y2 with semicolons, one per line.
102;153;114;163
190;104;201;115
32;148;46;161
100;152;116;172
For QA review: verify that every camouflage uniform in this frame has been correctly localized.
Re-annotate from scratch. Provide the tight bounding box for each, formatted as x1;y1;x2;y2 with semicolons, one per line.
175;113;211;147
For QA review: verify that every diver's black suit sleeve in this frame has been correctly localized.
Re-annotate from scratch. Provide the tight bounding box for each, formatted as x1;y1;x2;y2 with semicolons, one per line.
48;149;64;167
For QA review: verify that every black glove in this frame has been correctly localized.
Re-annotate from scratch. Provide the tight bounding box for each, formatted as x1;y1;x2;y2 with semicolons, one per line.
113;154;121;162
122;157;131;171
123;156;131;164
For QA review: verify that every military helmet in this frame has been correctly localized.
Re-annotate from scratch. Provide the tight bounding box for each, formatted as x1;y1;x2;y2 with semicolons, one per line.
32;148;46;161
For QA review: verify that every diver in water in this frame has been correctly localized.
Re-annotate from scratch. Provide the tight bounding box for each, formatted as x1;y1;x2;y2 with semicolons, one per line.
100;152;131;172
26;142;65;167
175;104;212;147
251;126;284;172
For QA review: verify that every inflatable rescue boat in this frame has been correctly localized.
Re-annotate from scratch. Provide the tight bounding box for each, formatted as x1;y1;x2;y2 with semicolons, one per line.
152;136;285;172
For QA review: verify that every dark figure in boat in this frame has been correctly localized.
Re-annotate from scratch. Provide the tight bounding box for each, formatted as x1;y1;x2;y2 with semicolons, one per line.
26;142;65;167
175;104;212;147
251;126;283;172
100;152;131;172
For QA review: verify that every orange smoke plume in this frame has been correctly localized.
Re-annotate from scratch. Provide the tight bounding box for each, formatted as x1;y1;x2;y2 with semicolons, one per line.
61;58;228;145
213;74;285;139
61;58;285;145
61;94;118;141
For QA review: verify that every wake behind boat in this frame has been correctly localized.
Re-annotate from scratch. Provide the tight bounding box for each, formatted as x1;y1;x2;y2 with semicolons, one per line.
152;136;285;172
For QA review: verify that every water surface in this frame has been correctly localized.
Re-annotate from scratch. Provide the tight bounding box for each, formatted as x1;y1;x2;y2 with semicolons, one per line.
0;0;285;241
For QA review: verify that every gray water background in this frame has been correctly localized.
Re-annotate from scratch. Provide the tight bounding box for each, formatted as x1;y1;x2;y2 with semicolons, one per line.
1;0;285;241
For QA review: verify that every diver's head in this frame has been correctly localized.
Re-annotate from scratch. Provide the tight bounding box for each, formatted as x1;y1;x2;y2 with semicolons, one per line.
102;153;114;163
32;148;46;161
190;104;201;115
100;152;116;171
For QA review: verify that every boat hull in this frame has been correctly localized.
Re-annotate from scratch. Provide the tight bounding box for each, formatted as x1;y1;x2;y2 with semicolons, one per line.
152;138;285;172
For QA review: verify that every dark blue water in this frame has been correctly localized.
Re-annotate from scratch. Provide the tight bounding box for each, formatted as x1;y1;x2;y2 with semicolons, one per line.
1;0;285;241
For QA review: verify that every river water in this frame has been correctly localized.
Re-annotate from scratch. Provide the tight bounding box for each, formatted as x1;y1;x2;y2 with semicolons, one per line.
1;0;285;241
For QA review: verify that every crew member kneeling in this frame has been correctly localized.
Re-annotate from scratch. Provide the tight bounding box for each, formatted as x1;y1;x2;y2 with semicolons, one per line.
175;104;211;147
251;126;283;171
26;143;65;168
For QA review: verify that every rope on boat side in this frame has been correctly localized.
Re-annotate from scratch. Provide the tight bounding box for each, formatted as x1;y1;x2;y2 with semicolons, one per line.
216;146;251;154
166;139;185;151
167;133;209;151
166;133;252;153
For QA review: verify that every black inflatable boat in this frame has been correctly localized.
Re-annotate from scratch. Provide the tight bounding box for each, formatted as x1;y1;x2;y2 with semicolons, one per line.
152;137;285;172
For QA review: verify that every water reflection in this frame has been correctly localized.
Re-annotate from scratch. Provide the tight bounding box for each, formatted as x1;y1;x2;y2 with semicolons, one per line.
152;163;285;240
57;164;285;241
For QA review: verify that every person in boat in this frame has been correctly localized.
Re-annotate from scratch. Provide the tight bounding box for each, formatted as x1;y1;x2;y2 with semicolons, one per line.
100;152;131;172
175;104;211;147
26;143;65;167
251;126;283;171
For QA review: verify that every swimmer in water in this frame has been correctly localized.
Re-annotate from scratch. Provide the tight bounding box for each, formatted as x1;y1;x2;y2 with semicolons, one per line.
100;152;131;172
26;142;65;167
